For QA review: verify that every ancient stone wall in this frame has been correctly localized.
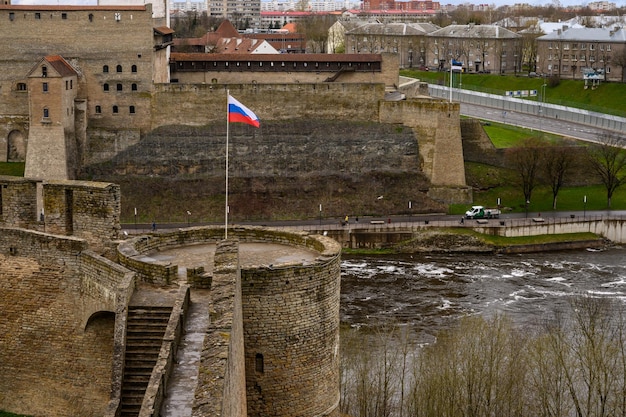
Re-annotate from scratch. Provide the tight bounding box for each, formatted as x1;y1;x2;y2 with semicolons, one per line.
0;176;39;228
43;180;121;249
170;52;399;88
0;117;29;162
0;229;114;417
150;82;384;128
379;98;471;203
0;5;156;133
241;250;341;417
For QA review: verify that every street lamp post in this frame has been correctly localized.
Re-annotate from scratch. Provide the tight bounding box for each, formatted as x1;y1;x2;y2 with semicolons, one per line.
408;201;412;222
187;210;191;227
134;207;137;231
539;83;547;135
584;195;587;218
525;200;530;218
319;204;322;226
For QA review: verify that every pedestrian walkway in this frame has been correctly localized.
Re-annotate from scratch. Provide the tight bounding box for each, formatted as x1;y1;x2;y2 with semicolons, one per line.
160;289;211;417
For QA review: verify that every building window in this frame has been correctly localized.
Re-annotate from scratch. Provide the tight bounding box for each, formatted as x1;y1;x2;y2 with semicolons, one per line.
117;83;123;91
255;353;264;373
116;65;122;73
17;83;27;91
103;65;109;73
35;12;41;19
61;13;67;19
70;80;73;89
9;12;14;21
129;105;135;114
65;80;69;90
95;105;101;114
42;82;48;92
114;12;121;21
42;66;47;77
103;83;109;92
131;83;137;91
131;64;137;73
112;105;119;114
89;13;93;22
43;108;49;118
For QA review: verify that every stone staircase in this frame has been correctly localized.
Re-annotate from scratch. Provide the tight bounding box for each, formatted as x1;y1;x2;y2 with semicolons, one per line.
120;305;172;417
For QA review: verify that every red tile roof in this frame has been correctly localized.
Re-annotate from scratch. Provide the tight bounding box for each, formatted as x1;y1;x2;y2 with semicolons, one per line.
44;55;77;78
170;53;382;63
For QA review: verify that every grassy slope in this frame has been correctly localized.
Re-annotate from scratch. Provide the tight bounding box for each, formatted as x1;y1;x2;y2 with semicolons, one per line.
401;69;626;116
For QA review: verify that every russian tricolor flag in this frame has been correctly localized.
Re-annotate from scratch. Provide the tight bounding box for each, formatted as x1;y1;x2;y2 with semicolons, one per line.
228;94;260;128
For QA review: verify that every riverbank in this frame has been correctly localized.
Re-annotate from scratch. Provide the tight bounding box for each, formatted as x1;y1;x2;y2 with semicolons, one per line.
343;230;611;255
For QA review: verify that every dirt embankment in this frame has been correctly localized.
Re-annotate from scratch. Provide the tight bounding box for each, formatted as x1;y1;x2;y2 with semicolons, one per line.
393;230;610;254
82;120;447;222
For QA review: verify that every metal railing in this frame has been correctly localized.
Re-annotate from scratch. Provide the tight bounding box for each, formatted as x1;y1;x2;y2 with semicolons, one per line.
427;84;626;134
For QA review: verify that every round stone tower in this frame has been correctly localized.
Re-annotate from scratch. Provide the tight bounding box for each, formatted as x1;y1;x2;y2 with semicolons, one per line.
240;233;342;417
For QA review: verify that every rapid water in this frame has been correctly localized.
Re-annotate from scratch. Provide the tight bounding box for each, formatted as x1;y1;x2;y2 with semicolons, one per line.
341;246;626;343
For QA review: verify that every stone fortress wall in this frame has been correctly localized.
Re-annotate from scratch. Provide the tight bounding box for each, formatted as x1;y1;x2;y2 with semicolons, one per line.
0;2;469;201
0;174;342;417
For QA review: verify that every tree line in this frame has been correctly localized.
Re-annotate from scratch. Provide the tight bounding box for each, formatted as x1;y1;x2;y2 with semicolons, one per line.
341;296;626;417
507;132;626;210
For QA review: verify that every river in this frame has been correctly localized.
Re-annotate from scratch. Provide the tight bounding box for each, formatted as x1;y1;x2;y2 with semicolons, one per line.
340;246;626;344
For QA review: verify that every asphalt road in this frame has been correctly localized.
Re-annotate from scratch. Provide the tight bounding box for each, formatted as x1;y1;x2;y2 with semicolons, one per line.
122;210;626;232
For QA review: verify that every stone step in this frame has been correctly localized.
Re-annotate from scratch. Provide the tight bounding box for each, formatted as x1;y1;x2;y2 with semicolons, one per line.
119;303;173;417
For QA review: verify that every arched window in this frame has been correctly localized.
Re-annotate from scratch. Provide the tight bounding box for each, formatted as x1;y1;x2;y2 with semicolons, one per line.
112;105;118;114
103;65;109;73
88;13;93;22
129;105;135;114
116;83;123;91
116;65;122;73
131;64;137;73
103;83;109;92
131;83;138;91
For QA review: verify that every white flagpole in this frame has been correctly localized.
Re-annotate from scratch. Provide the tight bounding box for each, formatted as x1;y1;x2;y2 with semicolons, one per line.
225;89;229;239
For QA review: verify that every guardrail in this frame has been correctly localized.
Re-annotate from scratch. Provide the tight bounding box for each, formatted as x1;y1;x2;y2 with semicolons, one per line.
427;84;626;133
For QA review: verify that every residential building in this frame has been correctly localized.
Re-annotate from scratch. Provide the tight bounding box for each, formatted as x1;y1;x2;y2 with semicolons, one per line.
344;22;440;68
208;0;261;29
425;24;521;73
536;26;626;82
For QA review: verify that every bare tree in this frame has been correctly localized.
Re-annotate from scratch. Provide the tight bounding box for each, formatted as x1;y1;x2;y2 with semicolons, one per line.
296;15;335;53
588;133;626;208
506;137;543;206
543;145;578;210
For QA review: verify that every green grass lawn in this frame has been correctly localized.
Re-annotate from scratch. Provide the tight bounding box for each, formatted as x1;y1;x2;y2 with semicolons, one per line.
401;69;626;116
0;162;24;176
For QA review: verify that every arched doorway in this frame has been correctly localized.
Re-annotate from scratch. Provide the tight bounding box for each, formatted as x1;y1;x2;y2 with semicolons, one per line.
7;129;26;162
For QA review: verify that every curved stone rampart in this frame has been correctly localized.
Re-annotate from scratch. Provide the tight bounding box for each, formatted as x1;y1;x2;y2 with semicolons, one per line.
117;226;342;417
